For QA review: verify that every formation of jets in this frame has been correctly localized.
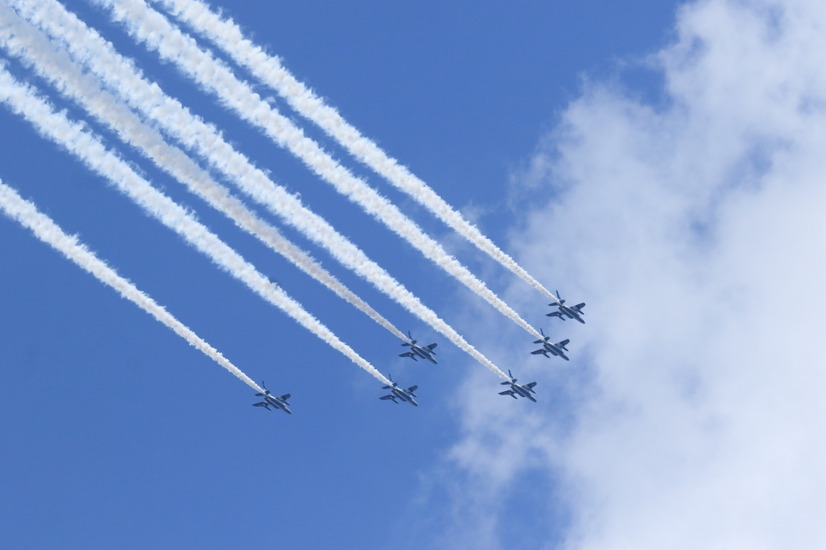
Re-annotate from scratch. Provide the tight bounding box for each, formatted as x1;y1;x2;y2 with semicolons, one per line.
255;292;586;414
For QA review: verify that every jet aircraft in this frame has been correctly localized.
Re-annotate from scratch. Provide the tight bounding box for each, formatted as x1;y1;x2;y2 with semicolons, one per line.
547;290;586;324
252;381;292;414
531;328;571;361
499;369;538;402
399;331;438;364
379;375;419;406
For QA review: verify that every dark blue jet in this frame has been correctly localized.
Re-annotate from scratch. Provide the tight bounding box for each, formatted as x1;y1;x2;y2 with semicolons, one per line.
547;290;586;324
531;328;571;361
499;369;538;402
399;331;438;364
379;375;419;406
252;381;292;414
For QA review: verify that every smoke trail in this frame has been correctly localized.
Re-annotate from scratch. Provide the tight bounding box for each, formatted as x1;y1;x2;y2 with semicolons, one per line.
12;0;512;379
0;177;265;394
0;67;392;387
154;0;558;303
0;4;407;343
93;0;544;339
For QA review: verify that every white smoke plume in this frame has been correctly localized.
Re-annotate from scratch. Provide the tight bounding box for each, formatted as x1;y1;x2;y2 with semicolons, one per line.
153;0;558;303
0;66;392;386
10;0;511;380
93;0;543;340
0;3;407;343
0;177;264;394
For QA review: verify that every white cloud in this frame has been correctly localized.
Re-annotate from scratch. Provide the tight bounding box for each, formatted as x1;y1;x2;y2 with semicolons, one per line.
431;0;826;548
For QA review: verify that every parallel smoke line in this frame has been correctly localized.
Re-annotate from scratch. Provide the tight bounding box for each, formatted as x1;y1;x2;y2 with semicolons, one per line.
155;0;558;303
0;66;392;386
0;177;264;394
95;0;543;339
13;0;510;379
0;4;407;342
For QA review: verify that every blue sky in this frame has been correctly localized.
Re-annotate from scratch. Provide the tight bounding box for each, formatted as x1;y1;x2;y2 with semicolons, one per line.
2;1;824;549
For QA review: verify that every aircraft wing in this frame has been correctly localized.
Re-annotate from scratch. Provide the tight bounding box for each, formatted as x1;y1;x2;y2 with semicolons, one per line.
280;393;291;401
426;343;437;351
407;385;419;393
499;389;516;398
574;303;586;311
399;351;417;360
546;311;564;319
380;395;397;403
531;349;548;356
526;382;538;389
557;339;570;348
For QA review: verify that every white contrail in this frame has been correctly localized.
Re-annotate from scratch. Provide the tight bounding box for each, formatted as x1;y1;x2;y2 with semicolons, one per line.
0;177;265;394
12;0;512;379
93;0;543;339
0;4;407;343
0;67;392;387
153;0;558;304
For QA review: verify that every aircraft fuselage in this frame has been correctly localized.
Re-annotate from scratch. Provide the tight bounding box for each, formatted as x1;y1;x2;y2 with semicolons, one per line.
500;382;537;402
531;337;570;361
400;340;438;364
380;381;419;406
548;301;586;324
